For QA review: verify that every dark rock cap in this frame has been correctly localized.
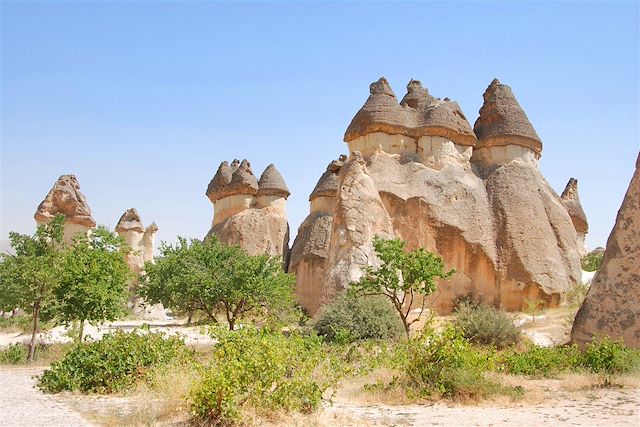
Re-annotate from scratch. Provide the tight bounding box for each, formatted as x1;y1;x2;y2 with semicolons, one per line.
474;79;542;154
34;174;96;227
258;164;290;198
206;159;258;202
561;178;588;233
116;208;145;233
344;78;477;146
309;156;346;201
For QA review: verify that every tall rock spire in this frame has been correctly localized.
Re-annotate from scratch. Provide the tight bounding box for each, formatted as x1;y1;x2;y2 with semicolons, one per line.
561;178;588;234
474;79;542;154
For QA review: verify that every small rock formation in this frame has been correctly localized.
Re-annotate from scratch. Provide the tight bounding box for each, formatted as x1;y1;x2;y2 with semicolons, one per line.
34;174;96;244
205;160;290;260
572;153;640;348
561;178;589;256
291;78;582;315
115;208;164;320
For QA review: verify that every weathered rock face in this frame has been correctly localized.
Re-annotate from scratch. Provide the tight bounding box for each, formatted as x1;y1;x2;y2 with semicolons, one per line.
291;78;582;315
34;175;96;244
115;208;164;320
572;153;640;348
205;160;290;260
561;178;589;256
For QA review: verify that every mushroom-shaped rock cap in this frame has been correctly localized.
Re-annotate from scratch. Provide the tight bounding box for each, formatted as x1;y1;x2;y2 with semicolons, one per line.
309;156;346;201
116;208;145;233
34;174;96;227
561;178;588;233
206;159;258;202
258;164;290;198
344;78;476;146
474;79;542;154
344;78;406;142
145;222;159;234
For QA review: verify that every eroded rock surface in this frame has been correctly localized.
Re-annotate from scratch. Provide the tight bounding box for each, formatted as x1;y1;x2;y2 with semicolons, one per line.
561;178;589;256
34;175;96;244
572;153;640;348
205;160;290;261
292;78;582;314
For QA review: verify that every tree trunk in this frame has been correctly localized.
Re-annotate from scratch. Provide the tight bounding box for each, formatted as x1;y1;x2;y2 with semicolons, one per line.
27;302;41;363
402;315;410;338
78;320;85;342
228;316;235;331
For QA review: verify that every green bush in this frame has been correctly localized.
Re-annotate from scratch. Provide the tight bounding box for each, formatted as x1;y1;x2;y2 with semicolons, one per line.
190;328;346;425
501;344;583;377
0;343;27;364
583;336;639;375
38;329;193;393
396;325;508;399
581;251;604;272
455;302;520;349
313;294;404;343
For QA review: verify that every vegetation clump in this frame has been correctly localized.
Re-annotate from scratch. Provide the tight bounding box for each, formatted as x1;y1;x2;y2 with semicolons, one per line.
313;294;404;343
455;302;520;349
190;327;345;425
38;329;193;393
581;250;604;272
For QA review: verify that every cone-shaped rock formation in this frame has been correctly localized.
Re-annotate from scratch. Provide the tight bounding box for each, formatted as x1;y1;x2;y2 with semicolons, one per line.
258;164;290;198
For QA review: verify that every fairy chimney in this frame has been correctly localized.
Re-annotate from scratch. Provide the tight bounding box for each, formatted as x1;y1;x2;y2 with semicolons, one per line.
561;178;589;256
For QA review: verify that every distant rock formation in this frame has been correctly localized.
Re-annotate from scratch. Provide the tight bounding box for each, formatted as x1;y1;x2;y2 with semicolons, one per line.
561;178;589;256
205;160;290;260
34;174;96;244
291;78;582;315
115;208;164;320
572;153;640;348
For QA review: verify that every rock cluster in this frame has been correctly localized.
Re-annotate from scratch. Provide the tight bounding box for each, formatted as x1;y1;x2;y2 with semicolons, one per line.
34;175;96;244
115;208;164;320
205;160;290;260
572;153;640;348
291;78;584;315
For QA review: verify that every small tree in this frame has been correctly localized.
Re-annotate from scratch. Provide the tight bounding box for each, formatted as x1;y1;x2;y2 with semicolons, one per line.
350;236;454;337
141;237;295;330
0;215;65;362
54;226;131;341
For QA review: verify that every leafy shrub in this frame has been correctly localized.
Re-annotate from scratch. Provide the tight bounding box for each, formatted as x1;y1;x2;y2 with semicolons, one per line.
38;329;193;393
395;325;509;400
583;336;639;375
0;343;27;364
190;327;346;425
581;251;604;272
501;344;583;377
564;281;590;309
313;294;404;343
455;302;520;349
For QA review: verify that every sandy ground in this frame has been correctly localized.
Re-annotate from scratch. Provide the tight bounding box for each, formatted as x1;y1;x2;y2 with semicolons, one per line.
0;367;93;427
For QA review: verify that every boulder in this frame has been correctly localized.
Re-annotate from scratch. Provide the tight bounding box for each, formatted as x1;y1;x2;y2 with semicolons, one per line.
571;153;640;348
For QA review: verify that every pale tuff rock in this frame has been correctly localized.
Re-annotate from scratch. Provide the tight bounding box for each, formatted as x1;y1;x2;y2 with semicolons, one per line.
34;175;96;245
561;178;589;256
292;78;582;315
290;156;346;315
473;79;542;155
206;161;290;260
572;153;640;348
115;209;164;320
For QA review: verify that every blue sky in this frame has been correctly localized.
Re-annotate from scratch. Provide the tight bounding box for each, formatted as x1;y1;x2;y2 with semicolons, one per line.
1;1;638;251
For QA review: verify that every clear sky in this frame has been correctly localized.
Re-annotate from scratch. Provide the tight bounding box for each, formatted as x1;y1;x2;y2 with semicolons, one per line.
1;1;639;252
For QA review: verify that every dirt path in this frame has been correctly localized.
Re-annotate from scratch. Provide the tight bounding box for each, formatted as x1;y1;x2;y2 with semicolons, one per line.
0;367;93;427
325;388;640;426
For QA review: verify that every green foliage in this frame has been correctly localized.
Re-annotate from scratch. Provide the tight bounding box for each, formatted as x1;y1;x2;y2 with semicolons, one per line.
54;227;131;340
141;236;296;330
564;281;590;309
38;329;193;393
313;294;404;343
350;236;454;337
581;251;604;272
455;302;520;349
190;328;345;425
0;215;66;361
0;343;27;364
583;336;639;375
523;298;544;322
500;344;583;377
